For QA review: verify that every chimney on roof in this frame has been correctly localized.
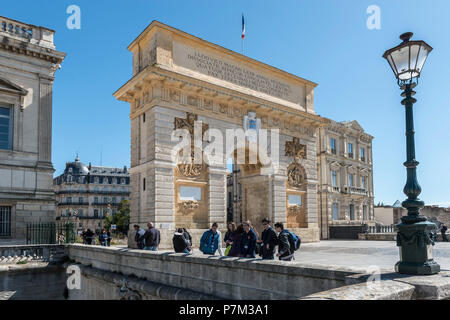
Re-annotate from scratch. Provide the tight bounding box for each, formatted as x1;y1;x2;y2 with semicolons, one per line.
123;165;127;173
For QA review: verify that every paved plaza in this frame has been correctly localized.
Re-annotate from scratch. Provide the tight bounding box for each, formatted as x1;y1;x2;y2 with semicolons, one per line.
295;240;450;272
124;240;450;273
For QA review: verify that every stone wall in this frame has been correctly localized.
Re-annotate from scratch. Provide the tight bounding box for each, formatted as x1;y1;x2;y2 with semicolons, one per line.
66;244;362;299
0;262;66;300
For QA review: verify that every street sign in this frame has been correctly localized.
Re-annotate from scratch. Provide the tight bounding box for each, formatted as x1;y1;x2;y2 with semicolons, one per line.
111;224;117;230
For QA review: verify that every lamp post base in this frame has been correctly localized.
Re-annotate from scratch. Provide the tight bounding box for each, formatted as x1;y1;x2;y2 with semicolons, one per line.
395;260;440;275
395;220;440;275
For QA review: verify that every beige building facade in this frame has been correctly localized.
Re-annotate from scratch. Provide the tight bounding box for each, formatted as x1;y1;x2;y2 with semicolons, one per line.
317;120;375;239
115;21;330;247
53;157;131;233
0;16;65;241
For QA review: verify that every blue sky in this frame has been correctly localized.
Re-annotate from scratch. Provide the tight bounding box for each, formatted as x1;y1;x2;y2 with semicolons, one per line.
3;0;450;206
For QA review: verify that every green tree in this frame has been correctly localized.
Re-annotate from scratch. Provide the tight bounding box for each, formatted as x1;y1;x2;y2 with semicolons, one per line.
104;199;130;235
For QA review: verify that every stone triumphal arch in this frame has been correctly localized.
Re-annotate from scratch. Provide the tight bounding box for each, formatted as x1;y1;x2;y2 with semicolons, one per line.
114;21;330;248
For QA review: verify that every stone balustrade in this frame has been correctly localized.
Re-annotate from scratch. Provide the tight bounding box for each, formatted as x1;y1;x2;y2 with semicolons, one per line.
367;225;396;234
0;16;55;49
0;245;65;264
348;187;368;195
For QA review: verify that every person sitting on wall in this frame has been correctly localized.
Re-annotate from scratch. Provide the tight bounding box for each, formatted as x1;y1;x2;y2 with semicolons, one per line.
143;222;160;251
199;222;223;256
173;228;191;254
133;224;145;249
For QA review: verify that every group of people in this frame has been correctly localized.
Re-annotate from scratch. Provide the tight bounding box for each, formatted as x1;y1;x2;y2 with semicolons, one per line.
133;222;162;251
134;223;191;253
133;218;300;261
221;219;300;261
81;228;111;246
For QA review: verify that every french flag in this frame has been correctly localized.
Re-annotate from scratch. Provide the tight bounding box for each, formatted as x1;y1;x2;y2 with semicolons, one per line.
241;14;245;39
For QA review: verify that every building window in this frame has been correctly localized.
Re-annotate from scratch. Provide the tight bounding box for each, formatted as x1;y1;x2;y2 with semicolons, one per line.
0;206;12;237
332;203;339;220
66;197;72;204
360;147;365;162
348;143;353;158
112;197;116;204
349;204;355;220
331;170;337;187
363;205;368;220
94;197;98;204
94;209;99;218
361;176;367;189
78;209;83;217
143;112;146;123
330;138;336;154
1;105;13;149
78;197;83;204
348;174;354;187
143;178;146;191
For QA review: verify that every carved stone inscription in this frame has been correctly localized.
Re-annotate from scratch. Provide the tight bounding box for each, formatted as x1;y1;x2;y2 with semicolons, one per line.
173;42;304;104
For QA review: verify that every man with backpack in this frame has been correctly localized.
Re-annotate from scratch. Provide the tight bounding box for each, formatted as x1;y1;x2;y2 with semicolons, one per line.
200;222;224;256
274;222;300;261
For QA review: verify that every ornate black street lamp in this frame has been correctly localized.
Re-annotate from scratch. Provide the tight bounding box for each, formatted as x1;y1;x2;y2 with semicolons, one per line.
383;32;440;275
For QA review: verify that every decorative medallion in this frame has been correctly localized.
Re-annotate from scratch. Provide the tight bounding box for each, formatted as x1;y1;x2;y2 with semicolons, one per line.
287;162;306;189
177;151;203;177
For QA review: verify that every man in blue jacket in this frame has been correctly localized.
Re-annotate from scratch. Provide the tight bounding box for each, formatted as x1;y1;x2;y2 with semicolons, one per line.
200;222;223;255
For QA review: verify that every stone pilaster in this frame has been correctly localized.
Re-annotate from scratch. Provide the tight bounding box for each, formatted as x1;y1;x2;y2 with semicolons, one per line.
38;75;54;167
208;166;227;227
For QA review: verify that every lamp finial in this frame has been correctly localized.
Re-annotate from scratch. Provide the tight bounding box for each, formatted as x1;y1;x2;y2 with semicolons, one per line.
400;32;413;43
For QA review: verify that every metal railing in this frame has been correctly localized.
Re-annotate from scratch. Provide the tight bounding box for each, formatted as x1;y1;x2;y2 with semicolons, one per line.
26;222;77;245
